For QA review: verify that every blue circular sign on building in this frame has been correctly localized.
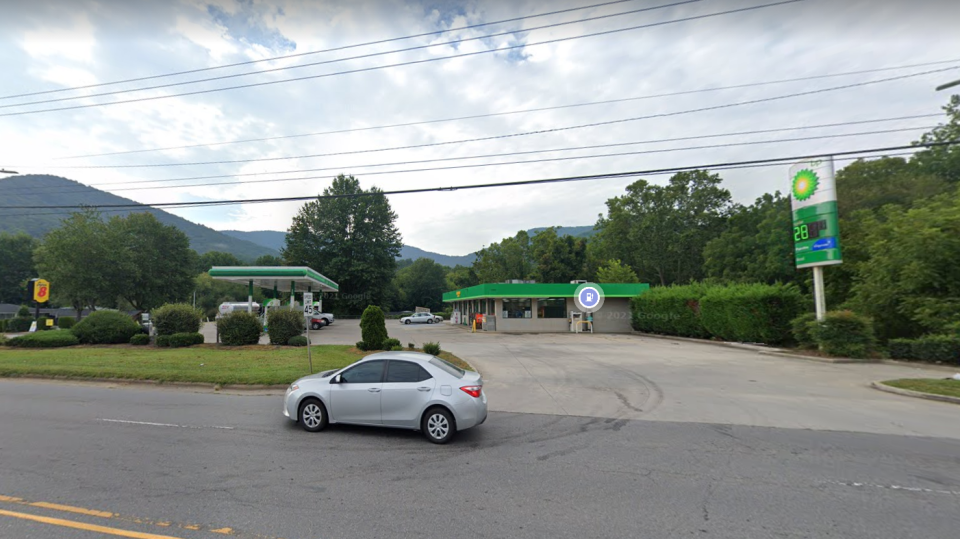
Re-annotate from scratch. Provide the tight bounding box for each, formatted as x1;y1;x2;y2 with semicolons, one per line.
574;283;605;313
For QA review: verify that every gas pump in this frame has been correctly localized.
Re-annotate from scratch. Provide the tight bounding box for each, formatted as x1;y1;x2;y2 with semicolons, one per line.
569;311;582;333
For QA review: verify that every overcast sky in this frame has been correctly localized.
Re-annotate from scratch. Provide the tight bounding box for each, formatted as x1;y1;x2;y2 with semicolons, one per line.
1;0;958;255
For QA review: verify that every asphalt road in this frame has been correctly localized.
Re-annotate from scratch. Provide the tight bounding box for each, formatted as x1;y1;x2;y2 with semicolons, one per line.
2;379;959;539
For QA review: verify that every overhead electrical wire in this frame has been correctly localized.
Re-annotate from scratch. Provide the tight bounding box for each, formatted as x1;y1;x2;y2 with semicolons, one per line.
0;0;804;117
10;64;954;171
0;0;651;101
1;121;936;196
2;140;956;213
0;0;706;109
50;59;960;161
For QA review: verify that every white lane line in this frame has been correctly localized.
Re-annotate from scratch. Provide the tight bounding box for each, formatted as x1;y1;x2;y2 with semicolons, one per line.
829;480;960;496
98;418;234;430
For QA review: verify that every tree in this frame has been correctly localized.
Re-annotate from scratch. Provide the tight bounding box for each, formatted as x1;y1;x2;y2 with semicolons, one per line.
0;232;39;304
594;170;732;286
34;210;119;319
473;231;533;283
394;258;449;311
282;175;402;314
529;227;588;283
912;94;960;184
195;251;243;274
254;254;283;266
596;259;639;283
446;264;479;290
109;213;198;311
702;192;794;285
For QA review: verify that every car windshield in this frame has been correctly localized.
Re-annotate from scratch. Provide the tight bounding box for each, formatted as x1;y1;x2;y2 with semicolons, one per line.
429;357;464;378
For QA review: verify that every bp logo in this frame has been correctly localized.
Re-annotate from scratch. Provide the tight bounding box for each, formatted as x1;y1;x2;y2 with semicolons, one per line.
574;283;605;313
792;169;820;201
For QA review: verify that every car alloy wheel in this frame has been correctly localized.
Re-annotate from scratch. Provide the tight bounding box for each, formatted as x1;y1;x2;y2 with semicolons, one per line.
311;322;321;330
299;399;327;432
422;408;454;444
427;318;434;324
404;319;411;324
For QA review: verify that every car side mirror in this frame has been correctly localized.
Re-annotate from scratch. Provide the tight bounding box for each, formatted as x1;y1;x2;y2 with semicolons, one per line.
331;374;342;384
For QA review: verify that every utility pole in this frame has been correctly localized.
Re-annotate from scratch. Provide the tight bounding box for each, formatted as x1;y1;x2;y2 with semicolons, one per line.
936;78;960;92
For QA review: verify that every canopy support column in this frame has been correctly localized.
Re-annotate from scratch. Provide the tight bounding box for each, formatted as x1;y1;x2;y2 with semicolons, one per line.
247;280;253;313
290;281;296;310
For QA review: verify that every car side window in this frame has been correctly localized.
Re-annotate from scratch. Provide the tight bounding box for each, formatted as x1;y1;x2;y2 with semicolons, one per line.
385;361;432;383
340;360;385;384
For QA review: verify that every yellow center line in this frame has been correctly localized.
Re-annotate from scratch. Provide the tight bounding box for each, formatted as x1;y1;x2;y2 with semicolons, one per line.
0;508;187;539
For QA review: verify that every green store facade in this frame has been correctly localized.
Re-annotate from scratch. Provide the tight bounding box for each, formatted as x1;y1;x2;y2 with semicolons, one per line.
442;282;649;333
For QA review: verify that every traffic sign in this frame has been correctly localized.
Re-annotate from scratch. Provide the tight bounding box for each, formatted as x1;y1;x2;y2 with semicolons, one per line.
32;279;50;303
302;292;313;316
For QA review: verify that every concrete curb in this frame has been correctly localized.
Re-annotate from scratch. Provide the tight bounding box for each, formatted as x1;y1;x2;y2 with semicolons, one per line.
0;374;288;390
757;350;873;364
870;381;960;405
631;331;784;353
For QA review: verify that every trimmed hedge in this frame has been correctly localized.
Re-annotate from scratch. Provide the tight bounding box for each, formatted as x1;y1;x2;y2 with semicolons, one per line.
58;316;76;329
360;305;389;350
36;316;52;331
383;338;401;350
130;334;151;346
888;335;960;364
268;309;304;345
152;303;202;336
17;305;30;317
810;311;876;359
7;330;80;348
631;283;710;338
288;335;308;347
156;332;204;348
700;283;802;345
71;310;141;345
218;312;263;346
791;312;819;349
6;317;34;333
423;342;441;355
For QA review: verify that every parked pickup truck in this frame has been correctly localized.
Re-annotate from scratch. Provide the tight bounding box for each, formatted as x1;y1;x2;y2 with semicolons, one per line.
309;312;335;329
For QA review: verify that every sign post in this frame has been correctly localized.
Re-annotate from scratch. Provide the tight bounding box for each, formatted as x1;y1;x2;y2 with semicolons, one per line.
790;158;843;321
302;292;314;373
29;278;50;323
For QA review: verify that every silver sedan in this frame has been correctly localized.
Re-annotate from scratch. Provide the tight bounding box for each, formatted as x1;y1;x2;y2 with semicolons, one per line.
283;351;487;444
400;312;442;324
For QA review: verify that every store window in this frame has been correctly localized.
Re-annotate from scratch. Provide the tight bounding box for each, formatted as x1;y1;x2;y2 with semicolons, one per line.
502;298;531;319
537;298;567;319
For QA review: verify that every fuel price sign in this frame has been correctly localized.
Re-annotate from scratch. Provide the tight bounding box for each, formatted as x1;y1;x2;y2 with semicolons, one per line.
790;159;842;268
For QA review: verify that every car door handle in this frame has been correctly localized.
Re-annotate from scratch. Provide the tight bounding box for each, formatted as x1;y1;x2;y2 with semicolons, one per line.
417;387;431;392
368;388;381;393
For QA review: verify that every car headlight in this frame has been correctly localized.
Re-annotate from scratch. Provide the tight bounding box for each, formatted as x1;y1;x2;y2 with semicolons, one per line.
289;383;299;391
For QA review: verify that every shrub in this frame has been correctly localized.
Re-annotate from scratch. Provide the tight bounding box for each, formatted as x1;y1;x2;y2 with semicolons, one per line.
407;342;415;350
156;332;204;348
0;334;6;346
630;283;711;338
218;312;262;346
0;319;6;332
36;316;51;331
17;305;30;317
699;283;803;345
909;335;960;364
383;338;401;350
7;330;79;348
360;305;389;350
791;312;819;349
811;311;876;359
423;341;441;355
288;335;308;347
7;317;34;332
356;340;370;351
391;345;403;351
268;309;304;345
58;316;76;329
888;339;914;360
152;303;202;336
130;334;151;346
71;310;141;345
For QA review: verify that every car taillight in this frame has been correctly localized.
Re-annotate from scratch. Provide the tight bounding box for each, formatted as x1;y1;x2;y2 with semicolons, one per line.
460;385;482;398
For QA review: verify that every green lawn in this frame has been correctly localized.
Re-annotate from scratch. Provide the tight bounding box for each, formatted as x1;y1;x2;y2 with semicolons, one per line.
883;379;960;399
0;345;473;386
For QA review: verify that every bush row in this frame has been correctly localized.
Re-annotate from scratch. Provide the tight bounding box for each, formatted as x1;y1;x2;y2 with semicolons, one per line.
631;283;802;345
6;330;80;348
156;333;205;348
889;335;960;364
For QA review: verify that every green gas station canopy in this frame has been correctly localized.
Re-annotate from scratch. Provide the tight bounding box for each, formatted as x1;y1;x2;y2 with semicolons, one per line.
208;266;339;292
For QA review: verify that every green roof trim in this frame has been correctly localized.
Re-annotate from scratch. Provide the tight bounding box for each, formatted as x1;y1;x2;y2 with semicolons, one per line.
208;266;339;292
443;282;649;302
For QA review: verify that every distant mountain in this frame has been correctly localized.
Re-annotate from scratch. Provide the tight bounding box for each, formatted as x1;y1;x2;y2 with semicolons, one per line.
222;229;477;268
0;175;278;261
527;225;596;238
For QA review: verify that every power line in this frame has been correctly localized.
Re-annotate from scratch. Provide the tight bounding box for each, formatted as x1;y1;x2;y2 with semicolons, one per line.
0;0;803;118
0;148;927;219
2;121;935;196
2;140;955;211
51;59;960;161
12;64;954;170
1;0;704;110
0;0;648;101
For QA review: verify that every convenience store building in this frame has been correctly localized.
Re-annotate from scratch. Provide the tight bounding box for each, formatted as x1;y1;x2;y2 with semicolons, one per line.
442;282;649;333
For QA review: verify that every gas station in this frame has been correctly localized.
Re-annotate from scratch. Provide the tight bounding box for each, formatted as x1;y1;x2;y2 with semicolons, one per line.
208;266;338;326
